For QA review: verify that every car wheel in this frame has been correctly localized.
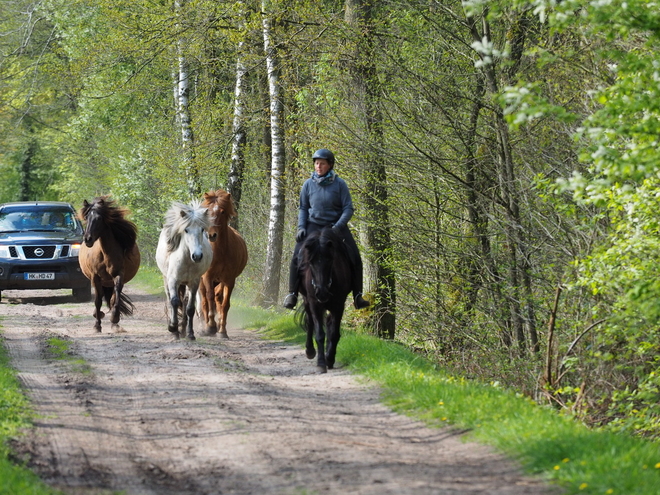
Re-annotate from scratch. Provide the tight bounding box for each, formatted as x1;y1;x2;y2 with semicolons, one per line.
73;283;92;302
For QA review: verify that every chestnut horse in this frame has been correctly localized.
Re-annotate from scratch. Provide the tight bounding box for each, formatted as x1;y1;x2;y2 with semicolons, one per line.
297;227;352;373
78;197;141;332
199;189;248;338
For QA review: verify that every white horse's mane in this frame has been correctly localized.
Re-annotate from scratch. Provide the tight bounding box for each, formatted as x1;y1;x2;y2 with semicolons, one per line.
163;200;211;252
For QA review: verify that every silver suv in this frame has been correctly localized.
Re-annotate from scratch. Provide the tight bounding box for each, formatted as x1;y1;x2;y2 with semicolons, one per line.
0;201;91;302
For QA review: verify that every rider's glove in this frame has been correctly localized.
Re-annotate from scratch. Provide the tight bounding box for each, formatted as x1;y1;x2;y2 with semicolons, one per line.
296;228;307;242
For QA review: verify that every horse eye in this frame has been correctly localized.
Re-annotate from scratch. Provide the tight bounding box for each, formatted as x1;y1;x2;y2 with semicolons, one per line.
184;228;189;233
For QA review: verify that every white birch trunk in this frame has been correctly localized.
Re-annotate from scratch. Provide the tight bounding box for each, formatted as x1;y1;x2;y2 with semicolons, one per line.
175;0;200;199
227;11;247;222
260;1;286;306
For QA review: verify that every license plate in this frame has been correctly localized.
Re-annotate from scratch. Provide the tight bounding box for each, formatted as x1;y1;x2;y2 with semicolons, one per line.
25;273;55;280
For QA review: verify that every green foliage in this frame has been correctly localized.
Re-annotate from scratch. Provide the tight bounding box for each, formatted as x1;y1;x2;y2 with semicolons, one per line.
497;0;660;438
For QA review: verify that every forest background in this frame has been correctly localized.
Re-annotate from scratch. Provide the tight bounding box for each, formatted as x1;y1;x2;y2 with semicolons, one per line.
2;0;660;440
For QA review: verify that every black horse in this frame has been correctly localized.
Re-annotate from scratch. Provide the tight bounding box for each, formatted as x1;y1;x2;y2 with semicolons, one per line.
297;227;352;373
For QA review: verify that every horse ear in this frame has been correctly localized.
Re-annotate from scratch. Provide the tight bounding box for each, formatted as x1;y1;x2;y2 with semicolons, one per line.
83;199;89;208
180;209;187;218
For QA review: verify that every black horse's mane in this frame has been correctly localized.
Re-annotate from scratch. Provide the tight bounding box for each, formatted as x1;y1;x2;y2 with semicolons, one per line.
297;227;349;270
81;196;138;251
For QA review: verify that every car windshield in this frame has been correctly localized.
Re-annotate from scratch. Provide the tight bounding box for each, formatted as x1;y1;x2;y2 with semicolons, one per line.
0;208;81;234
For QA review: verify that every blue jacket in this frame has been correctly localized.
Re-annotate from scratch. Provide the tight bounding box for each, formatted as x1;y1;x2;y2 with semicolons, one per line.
297;173;354;230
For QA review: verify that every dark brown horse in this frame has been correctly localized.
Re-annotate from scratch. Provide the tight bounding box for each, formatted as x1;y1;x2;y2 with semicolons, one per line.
298;227;352;373
199;189;248;338
78;197;141;332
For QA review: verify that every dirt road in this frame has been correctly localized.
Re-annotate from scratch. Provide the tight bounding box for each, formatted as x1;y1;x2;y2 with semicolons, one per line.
0;287;556;495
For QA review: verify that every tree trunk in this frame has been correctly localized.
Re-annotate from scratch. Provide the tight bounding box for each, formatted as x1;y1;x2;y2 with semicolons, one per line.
19;138;36;201
260;0;286;307
227;11;247;229
465;9;535;352
175;0;201;199
463;76;513;346
344;0;396;339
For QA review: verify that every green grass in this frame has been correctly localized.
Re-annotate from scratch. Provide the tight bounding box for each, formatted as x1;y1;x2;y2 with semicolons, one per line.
130;264;165;295
0;326;62;495
44;336;92;375
247;305;660;495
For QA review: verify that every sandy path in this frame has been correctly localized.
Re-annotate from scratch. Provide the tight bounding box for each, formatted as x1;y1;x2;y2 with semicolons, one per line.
0;287;557;495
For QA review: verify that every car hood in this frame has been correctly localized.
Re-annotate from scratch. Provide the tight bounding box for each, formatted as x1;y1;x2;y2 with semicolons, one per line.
0;231;82;243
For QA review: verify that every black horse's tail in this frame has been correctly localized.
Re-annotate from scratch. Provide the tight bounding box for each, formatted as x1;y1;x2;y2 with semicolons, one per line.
117;291;135;317
294;304;307;331
104;286;135;316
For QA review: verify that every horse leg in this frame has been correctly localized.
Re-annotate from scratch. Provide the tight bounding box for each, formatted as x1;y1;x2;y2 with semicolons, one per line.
178;285;188;338
110;274;124;325
325;307;344;370
92;277;104;332
217;283;232;339
201;277;219;336
304;307;316;360
184;283;199;341
312;307;327;373
166;280;180;338
199;277;210;328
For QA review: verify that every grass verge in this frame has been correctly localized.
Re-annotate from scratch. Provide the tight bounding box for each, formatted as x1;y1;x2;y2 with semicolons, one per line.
130;264;164;296
43;335;92;376
0;325;62;495
240;303;660;495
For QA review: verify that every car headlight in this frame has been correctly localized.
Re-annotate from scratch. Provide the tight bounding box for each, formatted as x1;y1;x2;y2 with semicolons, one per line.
70;243;82;257
0;246;11;258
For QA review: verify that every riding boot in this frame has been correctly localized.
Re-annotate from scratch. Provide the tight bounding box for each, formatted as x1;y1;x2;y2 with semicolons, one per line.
283;292;298;310
353;292;369;310
283;255;300;310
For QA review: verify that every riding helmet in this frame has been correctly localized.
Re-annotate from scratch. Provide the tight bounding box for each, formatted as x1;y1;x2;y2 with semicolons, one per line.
312;148;335;166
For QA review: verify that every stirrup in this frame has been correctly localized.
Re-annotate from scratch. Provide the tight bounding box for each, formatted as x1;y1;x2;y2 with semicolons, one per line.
283;292;298;310
353;293;369;310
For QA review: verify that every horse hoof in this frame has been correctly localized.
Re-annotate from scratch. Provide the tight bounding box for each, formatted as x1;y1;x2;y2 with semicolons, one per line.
111;324;126;333
306;349;316;359
316;365;327;374
219;331;229;339
200;329;217;337
187;334;196;341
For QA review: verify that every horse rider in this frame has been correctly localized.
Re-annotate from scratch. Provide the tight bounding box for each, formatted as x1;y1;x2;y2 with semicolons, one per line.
283;148;370;311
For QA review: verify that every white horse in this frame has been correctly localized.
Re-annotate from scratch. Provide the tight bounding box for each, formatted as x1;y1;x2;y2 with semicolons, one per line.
156;200;213;340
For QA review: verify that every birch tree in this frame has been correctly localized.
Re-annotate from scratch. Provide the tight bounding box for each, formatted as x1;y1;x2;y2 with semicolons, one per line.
260;0;286;306
227;6;247;226
175;0;201;199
